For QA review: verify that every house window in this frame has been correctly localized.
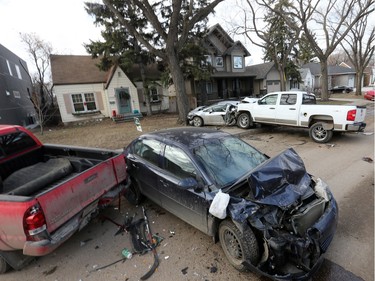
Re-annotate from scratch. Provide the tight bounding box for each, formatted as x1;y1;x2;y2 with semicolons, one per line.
233;56;243;69
215;56;223;67
204;55;212;66
205;81;213;95
15;65;22;79
13;91;21;99
150;88;159;102
71;93;97;113
6;60;13;76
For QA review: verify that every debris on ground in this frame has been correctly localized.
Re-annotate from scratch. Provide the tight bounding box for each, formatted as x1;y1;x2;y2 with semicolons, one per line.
362;157;373;163
181;267;189;275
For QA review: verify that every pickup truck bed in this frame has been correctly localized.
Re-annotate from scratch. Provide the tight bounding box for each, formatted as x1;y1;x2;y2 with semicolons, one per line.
0;125;128;273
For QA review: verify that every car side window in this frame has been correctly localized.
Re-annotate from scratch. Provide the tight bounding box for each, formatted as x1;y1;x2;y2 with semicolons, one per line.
280;94;297;105
259;94;278;105
164;145;196;179
302;94;317;104
134;139;163;166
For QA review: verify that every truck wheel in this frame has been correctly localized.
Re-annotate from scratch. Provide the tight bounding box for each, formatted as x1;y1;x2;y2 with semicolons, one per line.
237;112;252;129
309;123;333;143
125;178;144;205
0;256;10;274
218;220;259;271
192;116;203;127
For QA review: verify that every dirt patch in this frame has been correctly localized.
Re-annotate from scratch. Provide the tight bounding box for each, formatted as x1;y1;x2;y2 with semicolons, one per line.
33;114;182;149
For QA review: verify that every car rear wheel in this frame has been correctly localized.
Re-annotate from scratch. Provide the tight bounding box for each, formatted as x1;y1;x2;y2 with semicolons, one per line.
237;112;252;129
0;256;10;274
192;116;203;127
309;123;333;143
218;220;259;271
125;178;144;205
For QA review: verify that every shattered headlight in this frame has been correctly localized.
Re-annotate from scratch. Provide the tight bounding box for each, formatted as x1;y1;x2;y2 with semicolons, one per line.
314;178;330;202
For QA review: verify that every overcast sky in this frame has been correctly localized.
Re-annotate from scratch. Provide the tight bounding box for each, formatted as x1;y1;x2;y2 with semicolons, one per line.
2;0;372;77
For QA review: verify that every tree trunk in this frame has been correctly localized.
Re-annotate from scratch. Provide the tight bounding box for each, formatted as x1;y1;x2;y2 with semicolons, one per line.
320;60;330;101
167;49;189;124
139;62;152;116
355;70;363;96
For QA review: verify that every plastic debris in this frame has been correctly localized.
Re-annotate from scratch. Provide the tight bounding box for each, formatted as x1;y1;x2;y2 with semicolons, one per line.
362;157;373;163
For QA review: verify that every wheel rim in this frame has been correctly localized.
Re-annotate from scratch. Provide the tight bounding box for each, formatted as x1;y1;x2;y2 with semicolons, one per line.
239;115;248;127
313;125;327;140
193;117;202;126
222;227;243;261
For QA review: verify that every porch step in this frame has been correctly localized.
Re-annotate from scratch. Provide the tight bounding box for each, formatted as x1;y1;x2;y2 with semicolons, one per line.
111;113;143;123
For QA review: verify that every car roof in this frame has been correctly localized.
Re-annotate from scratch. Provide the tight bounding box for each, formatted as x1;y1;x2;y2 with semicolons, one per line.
140;127;233;149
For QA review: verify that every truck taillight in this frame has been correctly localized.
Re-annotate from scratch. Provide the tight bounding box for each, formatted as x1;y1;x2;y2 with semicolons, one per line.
347;109;356;121
23;204;47;240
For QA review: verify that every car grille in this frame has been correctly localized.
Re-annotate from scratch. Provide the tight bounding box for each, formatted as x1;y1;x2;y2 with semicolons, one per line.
291;198;326;236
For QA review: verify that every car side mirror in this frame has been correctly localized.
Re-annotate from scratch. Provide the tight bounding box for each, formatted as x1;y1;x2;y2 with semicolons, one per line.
179;177;199;190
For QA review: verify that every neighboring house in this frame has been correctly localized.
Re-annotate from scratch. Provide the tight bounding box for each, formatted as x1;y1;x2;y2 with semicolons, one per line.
191;24;253;106
51;55;161;124
298;68;314;92
126;64;170;114
245;62;278;96
0;44;36;127
302;62;356;90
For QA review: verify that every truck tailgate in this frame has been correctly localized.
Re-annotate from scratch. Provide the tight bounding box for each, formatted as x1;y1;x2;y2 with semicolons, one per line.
355;106;366;122
35;159;119;233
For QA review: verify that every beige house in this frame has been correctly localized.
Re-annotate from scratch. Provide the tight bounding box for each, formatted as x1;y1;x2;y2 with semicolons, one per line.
51;55;155;124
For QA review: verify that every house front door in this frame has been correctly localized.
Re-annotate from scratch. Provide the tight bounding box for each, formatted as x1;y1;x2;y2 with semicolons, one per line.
115;88;131;114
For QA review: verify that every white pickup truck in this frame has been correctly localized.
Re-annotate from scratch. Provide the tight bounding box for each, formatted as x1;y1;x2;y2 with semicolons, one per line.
236;91;366;143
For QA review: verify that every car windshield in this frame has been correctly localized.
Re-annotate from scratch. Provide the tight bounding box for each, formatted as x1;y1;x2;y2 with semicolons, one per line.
193;136;268;188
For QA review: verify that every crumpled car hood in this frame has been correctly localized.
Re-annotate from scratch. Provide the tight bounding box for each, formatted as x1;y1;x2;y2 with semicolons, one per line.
247;148;312;208
228;148;313;213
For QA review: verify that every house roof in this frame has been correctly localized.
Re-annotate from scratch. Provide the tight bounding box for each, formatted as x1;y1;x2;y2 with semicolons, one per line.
205;24;250;57
302;62;356;76
50;55;109;85
245;62;275;79
50;54;163;86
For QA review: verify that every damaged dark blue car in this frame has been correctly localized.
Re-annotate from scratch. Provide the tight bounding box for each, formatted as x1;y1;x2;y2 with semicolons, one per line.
124;127;338;280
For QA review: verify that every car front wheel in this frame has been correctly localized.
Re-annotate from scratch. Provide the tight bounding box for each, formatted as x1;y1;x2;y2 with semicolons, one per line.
192;116;203;127
309;122;333;143
237;112;252;129
218;220;259;271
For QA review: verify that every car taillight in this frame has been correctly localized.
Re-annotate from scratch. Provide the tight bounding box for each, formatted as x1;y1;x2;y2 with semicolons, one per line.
347;109;356;121
23;204;47;240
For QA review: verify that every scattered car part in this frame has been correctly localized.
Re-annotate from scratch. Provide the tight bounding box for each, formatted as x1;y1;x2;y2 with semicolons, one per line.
140;206;159;280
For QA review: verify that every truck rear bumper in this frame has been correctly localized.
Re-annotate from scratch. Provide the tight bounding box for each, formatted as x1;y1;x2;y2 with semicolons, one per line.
23;214;80;256
346;122;366;132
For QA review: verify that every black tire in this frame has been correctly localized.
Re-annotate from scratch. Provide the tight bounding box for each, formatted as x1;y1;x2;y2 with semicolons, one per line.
0;256;10;274
125;178;144;205
237;112;252;129
309;123;333;143
192;116;203;127
218;220;259;271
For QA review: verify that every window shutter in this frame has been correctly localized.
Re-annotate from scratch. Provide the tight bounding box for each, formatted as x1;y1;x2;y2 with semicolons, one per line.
95;92;104;110
63;94;73;114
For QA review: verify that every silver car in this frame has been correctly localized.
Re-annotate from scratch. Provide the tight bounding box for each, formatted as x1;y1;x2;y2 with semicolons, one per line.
187;101;239;127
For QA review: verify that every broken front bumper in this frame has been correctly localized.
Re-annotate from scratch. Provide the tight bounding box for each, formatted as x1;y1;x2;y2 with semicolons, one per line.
244;198;338;281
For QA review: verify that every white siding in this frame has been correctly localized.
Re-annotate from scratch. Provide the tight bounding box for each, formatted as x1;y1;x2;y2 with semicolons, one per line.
55;83;107;124
107;67;140;114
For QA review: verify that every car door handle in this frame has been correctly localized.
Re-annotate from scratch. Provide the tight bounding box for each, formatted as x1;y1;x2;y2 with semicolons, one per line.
269;107;275;110
159;179;169;187
289;108;296;110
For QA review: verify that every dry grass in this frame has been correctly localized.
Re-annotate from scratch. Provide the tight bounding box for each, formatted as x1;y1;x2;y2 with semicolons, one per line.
33;114;182;150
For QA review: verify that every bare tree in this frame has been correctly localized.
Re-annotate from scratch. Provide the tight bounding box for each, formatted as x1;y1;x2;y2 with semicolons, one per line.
235;0;302;91
265;0;375;101
340;4;375;95
20;33;56;134
102;0;224;124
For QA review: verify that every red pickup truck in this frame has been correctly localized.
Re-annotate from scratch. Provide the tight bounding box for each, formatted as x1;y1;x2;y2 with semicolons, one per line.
0;125;128;273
